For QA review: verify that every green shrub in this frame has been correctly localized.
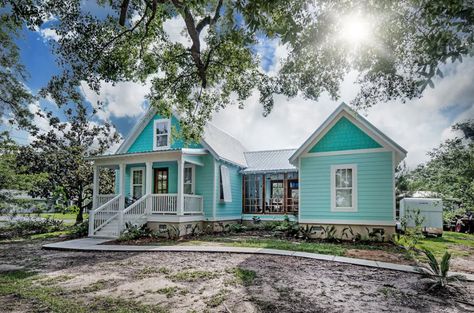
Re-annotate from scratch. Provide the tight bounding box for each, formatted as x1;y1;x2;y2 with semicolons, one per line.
69;220;89;238
226;223;247;233
0;218;64;239
274;215;299;238
117;222;153;241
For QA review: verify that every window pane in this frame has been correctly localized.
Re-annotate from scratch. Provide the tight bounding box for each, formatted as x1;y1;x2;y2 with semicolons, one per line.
336;189;352;207
336;169;342;187
133;186;143;198
184;168;192;183
184;184;192;194
345;169;352;187
133;171;142;184
156;134;168;147
156;122;168;134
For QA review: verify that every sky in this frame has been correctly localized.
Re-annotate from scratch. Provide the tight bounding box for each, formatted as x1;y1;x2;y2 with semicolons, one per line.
5;10;474;169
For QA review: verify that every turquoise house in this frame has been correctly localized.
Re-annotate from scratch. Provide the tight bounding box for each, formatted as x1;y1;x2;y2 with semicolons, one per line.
89;103;406;238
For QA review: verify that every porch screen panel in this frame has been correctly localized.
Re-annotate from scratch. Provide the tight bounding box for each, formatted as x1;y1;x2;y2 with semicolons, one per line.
243;174;263;213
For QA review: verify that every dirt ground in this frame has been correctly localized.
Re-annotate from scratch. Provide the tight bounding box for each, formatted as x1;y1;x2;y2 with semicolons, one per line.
1;239;473;313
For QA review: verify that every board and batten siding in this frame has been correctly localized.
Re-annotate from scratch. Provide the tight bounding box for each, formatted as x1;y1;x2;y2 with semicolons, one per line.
215;161;242;219
300;151;394;223
127;114;202;153
195;154;215;218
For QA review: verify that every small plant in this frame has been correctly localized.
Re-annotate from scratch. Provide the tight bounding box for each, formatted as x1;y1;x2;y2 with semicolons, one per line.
167;270;218;282
366;227;385;242
252;216;261;224
162;225;181;240
118;222;152;241
322;225;337;241
227;223;247;233
231;267;256;286
298;224;317;240
340;226;361;241
416;249;465;291
394;208;426;256
69;220;89;238
0;217;64;239
274;215;299;238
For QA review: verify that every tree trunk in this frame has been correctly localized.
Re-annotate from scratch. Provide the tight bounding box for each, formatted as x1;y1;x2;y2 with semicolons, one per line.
76;188;84;224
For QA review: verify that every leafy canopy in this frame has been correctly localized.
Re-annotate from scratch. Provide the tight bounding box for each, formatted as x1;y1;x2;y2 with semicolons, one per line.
3;0;474;139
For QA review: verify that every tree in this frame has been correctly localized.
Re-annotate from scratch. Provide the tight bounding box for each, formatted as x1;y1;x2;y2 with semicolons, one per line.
16;103;120;223
0;5;36;129
411;120;474;213
3;1;474;139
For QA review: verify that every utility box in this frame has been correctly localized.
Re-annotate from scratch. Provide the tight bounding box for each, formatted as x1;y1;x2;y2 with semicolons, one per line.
399;198;443;236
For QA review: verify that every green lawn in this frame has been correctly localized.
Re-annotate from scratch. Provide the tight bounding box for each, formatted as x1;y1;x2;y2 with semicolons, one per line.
417;231;474;258
19;213;86;221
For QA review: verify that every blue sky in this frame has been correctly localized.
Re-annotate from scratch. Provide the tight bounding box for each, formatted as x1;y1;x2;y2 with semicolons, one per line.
6;14;474;168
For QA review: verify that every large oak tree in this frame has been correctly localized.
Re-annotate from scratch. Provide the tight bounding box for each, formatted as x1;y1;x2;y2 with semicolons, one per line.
3;0;474;139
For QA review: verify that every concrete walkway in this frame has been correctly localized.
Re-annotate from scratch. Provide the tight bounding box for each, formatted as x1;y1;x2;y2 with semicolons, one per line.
43;238;474;281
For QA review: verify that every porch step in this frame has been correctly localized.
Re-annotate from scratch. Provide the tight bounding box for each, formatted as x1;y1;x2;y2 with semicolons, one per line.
93;220;119;239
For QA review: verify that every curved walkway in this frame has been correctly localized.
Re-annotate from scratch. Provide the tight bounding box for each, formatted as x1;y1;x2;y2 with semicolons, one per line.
43;238;474;281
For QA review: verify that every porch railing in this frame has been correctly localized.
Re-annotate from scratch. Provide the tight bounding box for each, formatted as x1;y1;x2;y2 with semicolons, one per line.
151;193;178;214
89;194;121;236
96;194;116;209
184;194;204;214
120;194;150;233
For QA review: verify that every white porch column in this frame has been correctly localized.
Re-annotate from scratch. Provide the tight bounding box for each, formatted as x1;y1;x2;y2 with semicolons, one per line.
145;161;153;214
92;165;99;209
177;157;184;215
119;163;126;210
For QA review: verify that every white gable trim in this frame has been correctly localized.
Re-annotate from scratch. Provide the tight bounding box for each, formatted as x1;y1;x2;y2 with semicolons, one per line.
116;108;158;154
289;103;407;165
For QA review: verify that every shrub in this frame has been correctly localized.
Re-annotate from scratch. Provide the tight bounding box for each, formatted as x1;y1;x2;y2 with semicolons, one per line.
226;223;247;233
69;220;89;238
274;215;299;238
298;225;317;240
0;217;64;239
117;222;153;241
416;249;465;291
322;225;337;241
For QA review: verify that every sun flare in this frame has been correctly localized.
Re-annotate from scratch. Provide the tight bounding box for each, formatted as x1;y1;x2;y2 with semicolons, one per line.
339;14;372;45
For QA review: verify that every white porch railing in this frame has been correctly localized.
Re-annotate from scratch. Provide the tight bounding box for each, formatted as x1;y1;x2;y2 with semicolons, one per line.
89;194;121;236
96;194;116;209
184;194;204;214
151;194;178;214
120;194;150;233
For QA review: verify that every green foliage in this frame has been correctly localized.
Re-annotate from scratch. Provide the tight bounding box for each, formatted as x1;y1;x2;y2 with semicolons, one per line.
274;215;300;238
167;270;217;282
16;103;120;223
3;1;474;140
416;249;465;291
322;225;337;242
298;224;317;241
0;218;64;239
410;120;474;215
69;220;89;239
225;223;247;233
394;209;425;255
231;268;256;286
118;222;153;241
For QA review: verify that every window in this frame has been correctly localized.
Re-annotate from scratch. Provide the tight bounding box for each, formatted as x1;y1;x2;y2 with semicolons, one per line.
131;168;145;199
219;165;232;202
331;164;357;212
153;119;170;150
154;168;168;194
184;165;194;194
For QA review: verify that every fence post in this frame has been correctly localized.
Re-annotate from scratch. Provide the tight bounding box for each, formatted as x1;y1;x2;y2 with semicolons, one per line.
88;210;95;236
117;210;124;236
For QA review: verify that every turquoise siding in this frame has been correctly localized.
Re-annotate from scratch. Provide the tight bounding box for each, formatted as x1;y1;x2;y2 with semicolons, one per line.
183;155;204;165
195;154;215;218
215;161;242;219
123;161;178;198
127;114;202;153
309;117;382;152
153;161;178;193
300;152;394;222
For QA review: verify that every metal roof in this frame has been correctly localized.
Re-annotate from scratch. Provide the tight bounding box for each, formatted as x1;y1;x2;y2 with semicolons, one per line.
242;149;297;174
202;123;248;167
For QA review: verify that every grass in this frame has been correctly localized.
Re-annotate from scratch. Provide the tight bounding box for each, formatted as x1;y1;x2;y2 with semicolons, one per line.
18;213;87;221
185;237;349;256
230;267;256;286
167;270;218;282
206;289;228;308
0;270;168;313
417;231;474;258
155;286;188;298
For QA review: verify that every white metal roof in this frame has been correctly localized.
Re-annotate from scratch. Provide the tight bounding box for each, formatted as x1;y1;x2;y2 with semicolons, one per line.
242;149;297;174
202;123;248;167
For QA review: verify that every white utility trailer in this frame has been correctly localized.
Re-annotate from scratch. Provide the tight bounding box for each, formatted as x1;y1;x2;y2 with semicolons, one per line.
399;198;443;236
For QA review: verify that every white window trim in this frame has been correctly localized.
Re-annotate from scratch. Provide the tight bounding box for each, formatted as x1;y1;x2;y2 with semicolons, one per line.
183;164;195;194
331;164;357;212
130;167;145;199
153;119;171;151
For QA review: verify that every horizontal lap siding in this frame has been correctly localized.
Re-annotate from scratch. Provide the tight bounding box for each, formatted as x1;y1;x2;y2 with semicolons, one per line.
215;161;242;219
300;152;393;222
127;114;202;153
195;155;215;218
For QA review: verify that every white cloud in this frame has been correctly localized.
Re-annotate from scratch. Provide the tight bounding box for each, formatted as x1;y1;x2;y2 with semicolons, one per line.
163;16;190;47
38;28;61;41
80;81;149;120
212;51;474;169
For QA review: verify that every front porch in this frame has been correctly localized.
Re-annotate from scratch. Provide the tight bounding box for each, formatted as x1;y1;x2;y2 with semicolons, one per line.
88;149;208;238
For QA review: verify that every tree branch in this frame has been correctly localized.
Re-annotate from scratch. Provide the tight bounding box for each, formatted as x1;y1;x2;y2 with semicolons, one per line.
119;0;131;26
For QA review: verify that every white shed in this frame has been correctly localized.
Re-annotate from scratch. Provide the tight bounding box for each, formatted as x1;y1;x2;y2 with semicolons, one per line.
399;198;443;236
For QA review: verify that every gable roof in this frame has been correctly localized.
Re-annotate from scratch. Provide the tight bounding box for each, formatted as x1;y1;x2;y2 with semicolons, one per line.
116;108;248;167
242;149;297;174
289;103;407;165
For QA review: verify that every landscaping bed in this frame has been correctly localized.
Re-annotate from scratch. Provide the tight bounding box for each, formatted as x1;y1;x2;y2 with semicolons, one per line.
1;238;473;313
